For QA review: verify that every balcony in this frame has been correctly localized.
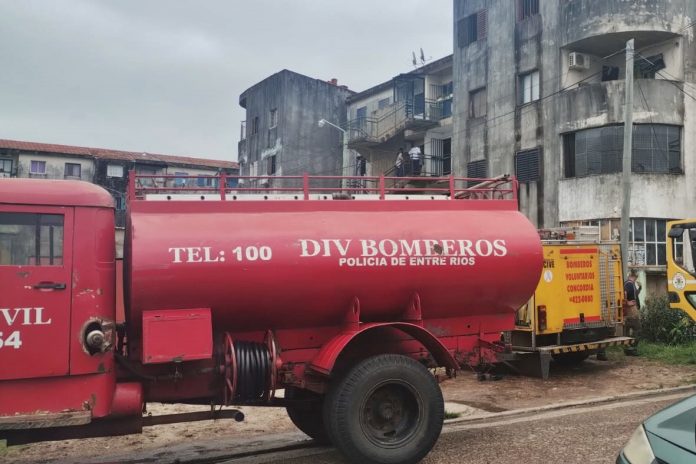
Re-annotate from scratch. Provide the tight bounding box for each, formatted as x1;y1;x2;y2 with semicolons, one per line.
562;0;682;53
347;100;444;149
557;79;684;133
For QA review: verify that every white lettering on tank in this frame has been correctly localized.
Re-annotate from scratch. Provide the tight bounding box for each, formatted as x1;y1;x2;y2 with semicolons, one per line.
493;239;508;257
299;239;321;257
187;247;203;263
169;247;186;263
360;239;379;257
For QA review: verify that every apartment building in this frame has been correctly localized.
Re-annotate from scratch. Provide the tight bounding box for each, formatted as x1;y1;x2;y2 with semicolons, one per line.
453;0;696;292
238;70;353;189
0;139;238;227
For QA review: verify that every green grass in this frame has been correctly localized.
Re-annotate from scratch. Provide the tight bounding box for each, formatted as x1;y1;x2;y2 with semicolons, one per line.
0;439;6;453
444;411;461;420
637;342;696;365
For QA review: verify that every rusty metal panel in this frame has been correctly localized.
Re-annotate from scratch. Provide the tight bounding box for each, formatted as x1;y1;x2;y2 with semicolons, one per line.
142;308;212;364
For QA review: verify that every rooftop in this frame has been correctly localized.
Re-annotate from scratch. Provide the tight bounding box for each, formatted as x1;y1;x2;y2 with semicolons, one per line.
0;139;238;170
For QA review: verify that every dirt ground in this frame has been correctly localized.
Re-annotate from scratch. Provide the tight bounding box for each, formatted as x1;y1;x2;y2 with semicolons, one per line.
3;353;696;464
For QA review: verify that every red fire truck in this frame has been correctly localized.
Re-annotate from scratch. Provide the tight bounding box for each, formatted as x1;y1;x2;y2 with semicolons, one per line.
0;174;542;464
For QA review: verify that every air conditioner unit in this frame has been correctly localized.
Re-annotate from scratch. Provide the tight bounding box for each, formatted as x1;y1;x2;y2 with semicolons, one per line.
568;52;590;70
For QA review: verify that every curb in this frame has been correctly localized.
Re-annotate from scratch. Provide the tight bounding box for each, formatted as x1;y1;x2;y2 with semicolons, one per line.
443;383;696;425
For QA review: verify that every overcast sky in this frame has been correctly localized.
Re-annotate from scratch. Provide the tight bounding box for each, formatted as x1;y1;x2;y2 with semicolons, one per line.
0;1;452;161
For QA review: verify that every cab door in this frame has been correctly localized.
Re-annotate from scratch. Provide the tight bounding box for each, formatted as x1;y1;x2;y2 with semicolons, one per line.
0;206;73;380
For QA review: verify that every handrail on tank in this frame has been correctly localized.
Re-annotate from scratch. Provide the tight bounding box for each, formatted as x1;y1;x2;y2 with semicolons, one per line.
127;171;518;201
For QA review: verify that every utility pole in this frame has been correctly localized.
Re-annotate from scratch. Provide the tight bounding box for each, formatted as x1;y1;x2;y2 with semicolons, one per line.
620;39;635;276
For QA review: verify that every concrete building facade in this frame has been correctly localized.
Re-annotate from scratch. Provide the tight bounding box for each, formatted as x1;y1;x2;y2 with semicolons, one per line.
238;70;353;189
453;0;696;291
346;56;453;181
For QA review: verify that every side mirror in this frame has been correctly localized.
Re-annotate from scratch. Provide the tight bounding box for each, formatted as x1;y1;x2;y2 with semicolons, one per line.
668;227;684;239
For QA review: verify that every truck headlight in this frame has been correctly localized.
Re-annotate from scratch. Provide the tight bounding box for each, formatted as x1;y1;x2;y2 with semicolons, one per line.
622;425;656;464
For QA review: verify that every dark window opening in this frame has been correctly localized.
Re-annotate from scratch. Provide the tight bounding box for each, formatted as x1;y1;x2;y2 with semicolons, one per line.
458;10;487;48
0;158;12;175
564;124;681;178
267;155;277;175
64;162;81;179
515;149;541;183
516;0;539;21
469;87;487;119
251;116;259;135
467;159;487;186
602;66;620;82
636;54;665;79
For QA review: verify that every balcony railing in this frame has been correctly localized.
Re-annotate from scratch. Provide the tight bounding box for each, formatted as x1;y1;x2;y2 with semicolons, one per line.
129;172;518;201
347;100;447;145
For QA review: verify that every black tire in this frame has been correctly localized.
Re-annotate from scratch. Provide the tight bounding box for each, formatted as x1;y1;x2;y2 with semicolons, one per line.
323;354;444;464
285;387;330;444
552;351;590;365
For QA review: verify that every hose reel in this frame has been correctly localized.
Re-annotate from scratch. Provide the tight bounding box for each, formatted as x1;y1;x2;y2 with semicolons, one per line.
222;331;277;404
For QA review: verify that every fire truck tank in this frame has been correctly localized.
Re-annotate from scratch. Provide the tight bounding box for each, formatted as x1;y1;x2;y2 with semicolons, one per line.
125;199;543;331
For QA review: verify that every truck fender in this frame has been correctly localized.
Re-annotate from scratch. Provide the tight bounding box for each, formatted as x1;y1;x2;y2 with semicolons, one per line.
309;322;458;376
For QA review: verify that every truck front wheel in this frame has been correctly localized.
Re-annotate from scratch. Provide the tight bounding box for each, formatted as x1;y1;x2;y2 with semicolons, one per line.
323;354;444;464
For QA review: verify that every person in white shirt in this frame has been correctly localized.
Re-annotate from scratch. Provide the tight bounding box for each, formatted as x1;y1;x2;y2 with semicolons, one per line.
408;145;422;176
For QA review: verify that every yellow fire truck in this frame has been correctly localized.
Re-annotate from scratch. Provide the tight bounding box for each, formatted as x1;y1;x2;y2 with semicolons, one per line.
506;235;635;378
666;219;696;321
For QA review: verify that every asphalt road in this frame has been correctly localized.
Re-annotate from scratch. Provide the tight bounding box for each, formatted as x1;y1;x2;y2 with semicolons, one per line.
230;394;686;464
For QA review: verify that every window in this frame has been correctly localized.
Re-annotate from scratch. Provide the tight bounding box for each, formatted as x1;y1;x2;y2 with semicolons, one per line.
30;160;46;175
251;116;259;135
469;88;487;119
174;172;188;187
269;108;278;128
458;10;487;47
113;194;126;211
0;213;63;266
564;124;681;178
196;176;218;188
515;148;541;183
378;98;391;110
107;164;124;178
467;159;487;186
602;66;620;82
64;163;81;179
516;0;539;21
519;71;540;104
267;155;277;175
629;219;668;266
636;54;665;79
0;158;12;176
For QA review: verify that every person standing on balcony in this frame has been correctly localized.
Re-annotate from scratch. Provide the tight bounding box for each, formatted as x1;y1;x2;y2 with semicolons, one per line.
409;145;422;176
395;148;405;177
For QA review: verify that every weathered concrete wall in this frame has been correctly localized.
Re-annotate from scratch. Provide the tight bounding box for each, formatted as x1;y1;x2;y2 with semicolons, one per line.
17;153;94;181
453;0;696;229
558;173;688;222
239;70;351;188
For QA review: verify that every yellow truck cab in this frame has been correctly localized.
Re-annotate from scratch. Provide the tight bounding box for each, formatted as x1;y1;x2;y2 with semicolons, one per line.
666;220;696;321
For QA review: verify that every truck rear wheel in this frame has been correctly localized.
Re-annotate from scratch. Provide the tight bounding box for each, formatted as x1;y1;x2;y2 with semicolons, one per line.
285;387;330;444
323;354;444;464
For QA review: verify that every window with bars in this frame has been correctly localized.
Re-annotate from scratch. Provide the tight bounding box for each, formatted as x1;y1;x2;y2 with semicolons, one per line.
378;97;391;110
515;149;541;183
563;124;681;178
269;109;278;129
467;159;487;186
469;87;487;119
629;219;669;266
516;0;539;21
457;10;487;48
251;116;259;135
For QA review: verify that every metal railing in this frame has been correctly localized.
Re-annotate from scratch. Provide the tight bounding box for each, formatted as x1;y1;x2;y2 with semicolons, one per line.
128;172;518;201
347;99;448;145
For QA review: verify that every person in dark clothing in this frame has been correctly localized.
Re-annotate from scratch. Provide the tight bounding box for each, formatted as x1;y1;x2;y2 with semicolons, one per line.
623;269;642;356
